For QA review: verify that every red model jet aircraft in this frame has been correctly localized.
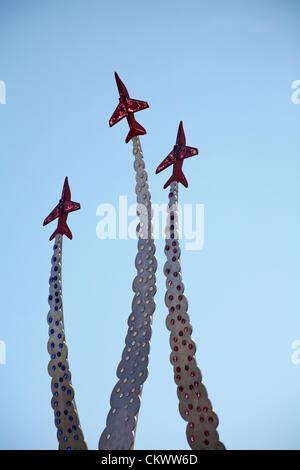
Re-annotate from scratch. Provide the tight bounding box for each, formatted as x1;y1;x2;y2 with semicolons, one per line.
43;177;80;241
109;72;149;143
156;121;198;189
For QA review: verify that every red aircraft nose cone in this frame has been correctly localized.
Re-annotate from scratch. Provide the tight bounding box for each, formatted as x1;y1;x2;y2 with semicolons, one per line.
114;72;129;97
176;121;186;147
62;176;71;201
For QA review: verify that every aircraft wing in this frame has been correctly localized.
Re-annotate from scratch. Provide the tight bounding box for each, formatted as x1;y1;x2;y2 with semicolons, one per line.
43;204;60;226
179;146;198;160
156;150;176;174
64;201;81;213
109;102;127;127
126;98;149;114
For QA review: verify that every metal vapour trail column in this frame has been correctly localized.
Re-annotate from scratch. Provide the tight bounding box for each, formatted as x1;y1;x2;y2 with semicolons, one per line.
99;73;157;450
156;122;225;450
43;177;87;450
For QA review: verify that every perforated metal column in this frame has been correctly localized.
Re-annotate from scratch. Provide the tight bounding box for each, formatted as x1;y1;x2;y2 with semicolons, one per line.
164;182;225;450
99;137;157;450
47;235;87;450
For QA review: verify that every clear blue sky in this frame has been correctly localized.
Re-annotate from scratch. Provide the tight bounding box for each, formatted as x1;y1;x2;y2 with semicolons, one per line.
0;0;299;450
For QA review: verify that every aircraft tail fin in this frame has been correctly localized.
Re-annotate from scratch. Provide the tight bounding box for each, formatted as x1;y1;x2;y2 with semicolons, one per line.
125;120;147;143
49;223;73;241
163;170;188;189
